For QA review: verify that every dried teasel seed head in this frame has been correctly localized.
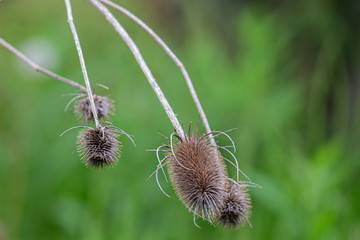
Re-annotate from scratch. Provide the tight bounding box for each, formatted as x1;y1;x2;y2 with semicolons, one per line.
74;95;114;122
216;182;251;228
77;126;120;168
167;133;227;222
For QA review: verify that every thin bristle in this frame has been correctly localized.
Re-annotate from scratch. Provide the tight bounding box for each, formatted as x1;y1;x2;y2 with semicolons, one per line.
74;95;114;122
167;133;226;222
77;126;121;168
216;182;251;228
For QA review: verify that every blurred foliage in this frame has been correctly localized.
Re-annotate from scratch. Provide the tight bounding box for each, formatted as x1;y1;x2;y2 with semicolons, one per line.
0;0;359;239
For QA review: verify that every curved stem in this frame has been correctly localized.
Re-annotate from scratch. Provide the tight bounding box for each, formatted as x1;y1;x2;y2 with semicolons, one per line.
87;0;185;139
100;0;215;145
0;37;87;93
64;0;100;127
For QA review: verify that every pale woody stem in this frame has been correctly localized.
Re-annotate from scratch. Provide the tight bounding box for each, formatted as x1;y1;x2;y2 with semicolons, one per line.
87;0;185;139
64;0;100;127
99;0;215;146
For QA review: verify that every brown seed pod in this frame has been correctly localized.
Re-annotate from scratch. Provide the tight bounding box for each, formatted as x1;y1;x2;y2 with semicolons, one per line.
166;132;227;223
74;95;114;122
77;126;120;168
216;182;251;228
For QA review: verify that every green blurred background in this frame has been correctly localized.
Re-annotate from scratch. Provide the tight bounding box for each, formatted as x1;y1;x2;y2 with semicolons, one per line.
1;0;359;239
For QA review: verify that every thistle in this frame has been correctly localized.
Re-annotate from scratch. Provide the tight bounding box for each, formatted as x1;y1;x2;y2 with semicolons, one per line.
216;182;251;228
77;125;120;168
166;131;227;223
74;95;114;122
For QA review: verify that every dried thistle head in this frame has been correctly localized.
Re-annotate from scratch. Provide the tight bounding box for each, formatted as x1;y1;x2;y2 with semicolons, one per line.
166;132;227;223
77;126;120;168
216;182;251;228
74;95;114;122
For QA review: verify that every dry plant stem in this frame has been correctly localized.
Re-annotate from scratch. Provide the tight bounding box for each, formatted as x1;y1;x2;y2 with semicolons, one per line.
87;0;185;139
64;0;100;127
0;37;87;93
100;0;215;146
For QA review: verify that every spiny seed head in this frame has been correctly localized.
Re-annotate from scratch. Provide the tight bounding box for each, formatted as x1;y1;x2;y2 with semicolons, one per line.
167;134;227;222
216;182;251;228
77;126;120;168
75;95;114;122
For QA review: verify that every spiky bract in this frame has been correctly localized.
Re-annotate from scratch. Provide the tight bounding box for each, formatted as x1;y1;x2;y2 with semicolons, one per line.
216;182;251;228
75;95;114;122
77;126;120;168
167;134;226;222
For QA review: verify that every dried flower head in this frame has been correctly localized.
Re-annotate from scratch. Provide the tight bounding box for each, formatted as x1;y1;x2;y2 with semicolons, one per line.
74;95;114;122
166;132;227;222
216;182;251;228
77;126;120;168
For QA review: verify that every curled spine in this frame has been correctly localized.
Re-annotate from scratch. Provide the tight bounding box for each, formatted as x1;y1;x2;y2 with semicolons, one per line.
152;127;258;227
208;130;260;228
